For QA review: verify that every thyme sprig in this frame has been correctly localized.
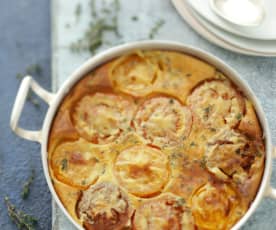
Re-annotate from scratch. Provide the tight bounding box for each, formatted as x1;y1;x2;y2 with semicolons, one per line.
21;169;35;200
16;63;43;108
149;19;165;39
70;0;121;54
4;197;38;230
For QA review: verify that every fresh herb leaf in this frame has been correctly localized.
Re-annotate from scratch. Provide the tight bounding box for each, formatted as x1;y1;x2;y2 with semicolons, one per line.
173;198;186;208
16;73;24;80
131;15;138;21
4;197;38;230
236;113;242;120
90;0;97;17
26;64;42;77
61;159;68;171
190;142;196;147
75;3;82;22
21;169;35;200
149;19;165;39
169;98;174;104
26;91;40;109
71;0;121;54
209;127;216;132
199;156;207;169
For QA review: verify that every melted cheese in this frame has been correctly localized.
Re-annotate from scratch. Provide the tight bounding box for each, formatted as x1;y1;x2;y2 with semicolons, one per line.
48;50;265;230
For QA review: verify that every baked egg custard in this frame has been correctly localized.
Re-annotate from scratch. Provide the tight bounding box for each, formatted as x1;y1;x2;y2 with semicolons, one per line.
48;51;265;230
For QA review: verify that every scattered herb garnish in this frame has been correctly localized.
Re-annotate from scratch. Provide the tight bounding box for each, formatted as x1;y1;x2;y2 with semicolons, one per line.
71;0;121;54
21;169;35;200
26;91;40;109
61;159;68;171
16;64;43;80
190;142;196;147
90;0;97;17
235;148;241;155
203;106;211;117
65;23;71;29
199;156;207;169
131;15;138;21
169;98;174;104
236;113;242;120
26;64;43;77
255;151;262;157
174;198;186;208
16;64;43;108
186;73;192;77
4;197;38;230
149;19;165;39
209;127;216;132
75;3;82;22
16;73;24;80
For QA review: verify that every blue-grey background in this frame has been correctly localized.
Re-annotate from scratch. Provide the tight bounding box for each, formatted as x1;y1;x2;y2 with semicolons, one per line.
0;0;52;229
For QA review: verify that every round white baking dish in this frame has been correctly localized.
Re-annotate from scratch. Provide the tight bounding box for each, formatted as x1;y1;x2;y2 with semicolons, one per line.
10;40;276;230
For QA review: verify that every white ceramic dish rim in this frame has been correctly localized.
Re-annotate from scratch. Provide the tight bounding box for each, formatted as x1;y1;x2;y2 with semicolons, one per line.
10;40;276;230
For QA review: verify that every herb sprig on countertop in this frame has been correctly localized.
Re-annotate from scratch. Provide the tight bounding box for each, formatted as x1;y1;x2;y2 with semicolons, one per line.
4;197;38;230
149;19;165;39
21;169;35;200
16;64;43;108
70;0;121;54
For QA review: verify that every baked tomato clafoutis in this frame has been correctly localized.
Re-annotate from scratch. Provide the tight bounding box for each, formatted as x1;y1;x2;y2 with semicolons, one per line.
48;51;265;230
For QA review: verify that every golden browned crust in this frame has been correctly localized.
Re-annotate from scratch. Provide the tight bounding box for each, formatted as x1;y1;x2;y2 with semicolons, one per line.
76;182;132;230
48;50;265;230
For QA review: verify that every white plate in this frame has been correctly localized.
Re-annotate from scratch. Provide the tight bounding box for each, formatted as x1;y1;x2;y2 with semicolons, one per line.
172;0;276;56
187;0;276;40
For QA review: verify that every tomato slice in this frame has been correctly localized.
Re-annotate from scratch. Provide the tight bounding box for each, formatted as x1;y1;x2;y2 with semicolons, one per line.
191;183;243;230
73;93;135;144
134;96;192;148
109;52;158;97
187;80;244;129
133;193;195;230
51;139;104;189
77;182;131;230
114;145;170;197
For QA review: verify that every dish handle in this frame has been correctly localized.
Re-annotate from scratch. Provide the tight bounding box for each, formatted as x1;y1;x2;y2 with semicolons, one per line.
10;76;55;143
266;147;276;199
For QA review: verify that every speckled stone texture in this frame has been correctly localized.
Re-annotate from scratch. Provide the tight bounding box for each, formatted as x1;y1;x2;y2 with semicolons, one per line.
0;0;52;230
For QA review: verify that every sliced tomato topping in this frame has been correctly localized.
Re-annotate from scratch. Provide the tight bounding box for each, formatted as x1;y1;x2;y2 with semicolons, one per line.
73;93;135;144
51;139;104;189
134;96;192;148
133;193;195;230
114;145;169;197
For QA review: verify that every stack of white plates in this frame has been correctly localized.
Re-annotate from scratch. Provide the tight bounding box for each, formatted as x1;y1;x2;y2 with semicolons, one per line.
171;0;276;56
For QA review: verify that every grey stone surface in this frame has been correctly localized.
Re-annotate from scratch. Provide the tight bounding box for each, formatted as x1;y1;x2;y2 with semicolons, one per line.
52;0;276;229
